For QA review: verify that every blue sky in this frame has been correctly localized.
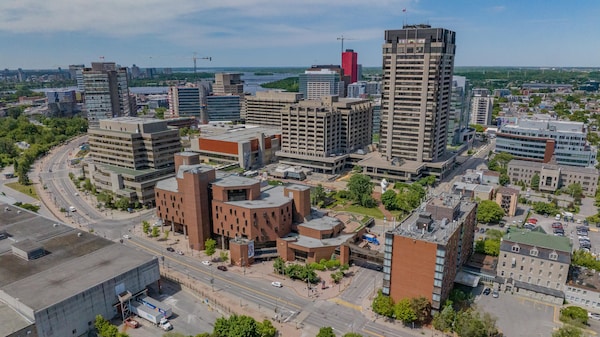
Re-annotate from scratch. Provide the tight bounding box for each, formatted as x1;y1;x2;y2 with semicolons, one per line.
1;0;599;69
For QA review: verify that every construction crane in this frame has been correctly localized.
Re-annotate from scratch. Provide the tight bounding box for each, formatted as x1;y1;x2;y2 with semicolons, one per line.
193;52;212;74
336;35;356;54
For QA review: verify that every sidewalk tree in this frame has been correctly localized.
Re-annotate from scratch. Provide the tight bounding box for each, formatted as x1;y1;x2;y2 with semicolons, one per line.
115;197;130;211
273;257;285;275
142;221;150;235
316;327;335;337
151;226;160;238
163;229;170;240
552;325;584;337
219;250;229;264
312;184;326;206
394;298;417;325
476;200;505;223
559;306;588;327
530;173;540;191
564;183;583;199
381;189;398;210
372;290;394;317
205;238;217;258
432;304;456;333
213;314;258;337
409;296;431;325
256;319;276;337
347;173;375;207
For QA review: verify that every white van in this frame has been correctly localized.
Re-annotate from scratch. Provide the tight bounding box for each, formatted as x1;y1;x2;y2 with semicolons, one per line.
69;206;76;212
555;214;561;221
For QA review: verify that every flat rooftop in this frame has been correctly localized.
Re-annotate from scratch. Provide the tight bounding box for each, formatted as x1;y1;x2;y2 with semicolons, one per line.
281;232;355;249
509;159;599;175
199;126;281;143
227;185;292;209
213;174;259;188
0;203;157;312
298;216;340;231
568;266;600;292
0;300;32;337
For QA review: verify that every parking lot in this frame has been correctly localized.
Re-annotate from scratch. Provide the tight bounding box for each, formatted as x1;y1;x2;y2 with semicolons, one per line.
475;285;557;337
120;279;222;337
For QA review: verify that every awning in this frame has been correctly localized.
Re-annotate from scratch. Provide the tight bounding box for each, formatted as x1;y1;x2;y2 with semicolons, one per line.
454;271;481;287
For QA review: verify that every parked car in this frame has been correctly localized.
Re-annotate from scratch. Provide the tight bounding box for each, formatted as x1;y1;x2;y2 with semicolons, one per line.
483;288;491;296
202;260;211;266
588;312;600;321
166;247;175;252
124;318;139;328
271;281;283;288
492;291;499;298
552;222;563;229
217;265;228;271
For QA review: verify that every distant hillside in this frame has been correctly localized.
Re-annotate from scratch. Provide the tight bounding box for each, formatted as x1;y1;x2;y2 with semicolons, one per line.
260;77;299;92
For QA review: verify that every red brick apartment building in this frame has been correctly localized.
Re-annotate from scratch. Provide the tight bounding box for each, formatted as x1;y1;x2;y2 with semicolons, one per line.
383;195;477;311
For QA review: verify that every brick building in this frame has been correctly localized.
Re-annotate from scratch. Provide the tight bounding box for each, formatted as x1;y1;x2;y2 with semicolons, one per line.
383;195;477;311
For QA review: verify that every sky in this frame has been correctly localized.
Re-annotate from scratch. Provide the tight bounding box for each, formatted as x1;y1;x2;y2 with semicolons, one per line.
1;0;599;69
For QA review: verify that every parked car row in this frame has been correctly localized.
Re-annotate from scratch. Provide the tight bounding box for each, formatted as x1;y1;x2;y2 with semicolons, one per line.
577;226;591;250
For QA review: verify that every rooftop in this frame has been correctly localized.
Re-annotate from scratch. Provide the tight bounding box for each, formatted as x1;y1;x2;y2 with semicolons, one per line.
508;159;599;175
502;228;572;253
213;174;259;188
497;186;520;196
198;126;281;143
568;266;600;292
0;301;32;337
226;185;291;209
0;203;157;312
281;232;355;249
298;216;341;231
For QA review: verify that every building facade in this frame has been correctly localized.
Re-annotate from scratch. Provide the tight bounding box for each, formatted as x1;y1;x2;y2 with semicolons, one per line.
379;25;456;163
469;88;493;126
299;65;345;100
496;120;597;167
507;159;599;196
448;76;468;146
276;96;373;174
495;186;519;217
85;117;181;205
213;73;244;95
244;91;303;127
342;49;358;83
496;230;571;304
83;62;131;128
206;95;241;121
383;195;477;311
565;267;600;312
168;85;202;119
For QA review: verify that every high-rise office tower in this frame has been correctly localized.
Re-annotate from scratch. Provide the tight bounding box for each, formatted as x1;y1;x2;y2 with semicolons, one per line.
448;76;468;146
342;49;358;83
469;88;493;126
299;65;345;100
379;25;456;163
82;62;131;128
168;85;202;119
213;73;244;95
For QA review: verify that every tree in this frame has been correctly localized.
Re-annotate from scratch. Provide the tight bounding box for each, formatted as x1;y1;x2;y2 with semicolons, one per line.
381;189;398;210
142;221;150;235
316;327;336;337
312;184;326;206
256;319;276;337
151;226;160;238
163;229;170;240
409;296;431;325
552;325;584;337
531;173;540;191
95;314;129;337
273;257;285;275
564;183;584;199
499;173;510;186
476;200;505;223
347;174;374;207
559;306;588;327
205;238;217;258
115;197;130;211
155;107;167;119
432;304;455;333
213;314;260;337
372;290;394;317
220;250;229;263
394;298;417;325
343;334;363;337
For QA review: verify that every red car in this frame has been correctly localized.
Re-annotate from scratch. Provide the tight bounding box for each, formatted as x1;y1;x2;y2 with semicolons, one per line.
528;218;538;224
124;318;139;329
552;222;563;229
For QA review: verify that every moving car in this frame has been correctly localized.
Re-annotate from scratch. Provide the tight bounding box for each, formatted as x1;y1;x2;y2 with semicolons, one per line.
122;234;131;239
271;281;283;288
217;265;228;271
202;260;211;266
166;247;175;252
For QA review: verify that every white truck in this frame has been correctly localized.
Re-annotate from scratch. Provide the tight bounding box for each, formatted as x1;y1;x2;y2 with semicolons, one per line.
130;302;172;330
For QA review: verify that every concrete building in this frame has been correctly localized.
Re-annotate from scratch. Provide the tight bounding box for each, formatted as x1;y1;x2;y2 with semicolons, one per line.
469;88;493;126
83;62;132;128
244;91;303;127
85;117;181;206
154;153;312;251
496;229;571;304
190;126;281;170
68;64;85;91
46;89;79;117
496;120;597;167
565;266;600;312
168;85;202;119
507;159;599;196
276;96;373;174
0;202;160;337
342;49;358;83
448;76;469;146
495;186;519;217
383;195;477;311
299;65;345;100
206;95;241;121
451;182;494;201
213;73;244;95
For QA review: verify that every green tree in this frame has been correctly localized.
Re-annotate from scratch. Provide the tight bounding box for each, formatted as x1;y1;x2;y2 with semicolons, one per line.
499;173;510;186
476;200;505;223
347;174;374;207
115;197;130;211
470;124;485;133
256;319;277;337
552;325;584;337
559;306;588;327
394;298;417;325
205;238;217;258
316;327;336;337
343;334;363;337
532;201;559;216
483;239;500;256
214;314;259;337
312;184;326;206
163;229;170;240
564;183;584;199
372;290;394;317
273;257;285;275
220;250;229;263
530;173;540;191
432;304;455;333
151;226;160;238
381;189;398;210
142;220;150;235
409;296;431;325
155;107;167;119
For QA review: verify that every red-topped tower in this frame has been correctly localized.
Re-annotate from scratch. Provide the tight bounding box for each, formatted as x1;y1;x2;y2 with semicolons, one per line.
341;49;358;84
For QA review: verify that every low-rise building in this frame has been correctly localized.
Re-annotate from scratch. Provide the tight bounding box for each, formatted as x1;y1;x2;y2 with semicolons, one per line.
565;266;600;312
451;182;494;201
496;229;571;304
383;195;477;311
507;159;599;196
495;186;519;217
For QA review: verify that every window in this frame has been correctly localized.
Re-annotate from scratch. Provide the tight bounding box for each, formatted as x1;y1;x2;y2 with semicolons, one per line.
530;248;538;257
549;252;558;260
512;245;520;253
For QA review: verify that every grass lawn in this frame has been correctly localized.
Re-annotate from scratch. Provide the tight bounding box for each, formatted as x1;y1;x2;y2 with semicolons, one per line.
338;203;384;219
5;182;39;200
